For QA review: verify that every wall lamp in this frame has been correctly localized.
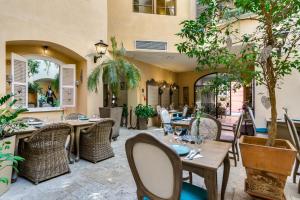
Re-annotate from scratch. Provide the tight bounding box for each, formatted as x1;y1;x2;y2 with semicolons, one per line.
94;40;108;63
43;46;48;55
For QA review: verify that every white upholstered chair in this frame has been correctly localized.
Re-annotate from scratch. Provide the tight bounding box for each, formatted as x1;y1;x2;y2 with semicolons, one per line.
125;133;208;200
160;108;173;135
190;114;221;141
182;105;189;118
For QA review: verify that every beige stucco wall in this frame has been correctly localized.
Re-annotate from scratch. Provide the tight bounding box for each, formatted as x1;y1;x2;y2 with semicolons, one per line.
255;69;300;128
108;0;194;52
0;0;107;117
126;57;176;107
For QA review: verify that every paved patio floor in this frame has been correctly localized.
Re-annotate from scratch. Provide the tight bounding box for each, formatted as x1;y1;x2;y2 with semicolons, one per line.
1;128;300;200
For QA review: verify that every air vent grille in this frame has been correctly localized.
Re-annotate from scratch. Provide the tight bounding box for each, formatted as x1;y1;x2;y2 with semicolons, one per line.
135;41;167;51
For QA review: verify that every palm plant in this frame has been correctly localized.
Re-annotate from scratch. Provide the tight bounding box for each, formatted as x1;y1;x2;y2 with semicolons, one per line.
0;94;27;184
88;37;141;107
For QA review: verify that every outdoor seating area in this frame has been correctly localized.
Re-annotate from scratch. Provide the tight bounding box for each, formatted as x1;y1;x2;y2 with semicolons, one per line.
1;0;300;200
0;103;299;200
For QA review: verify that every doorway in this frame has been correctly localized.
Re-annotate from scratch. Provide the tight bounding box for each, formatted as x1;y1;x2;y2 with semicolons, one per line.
194;73;251;118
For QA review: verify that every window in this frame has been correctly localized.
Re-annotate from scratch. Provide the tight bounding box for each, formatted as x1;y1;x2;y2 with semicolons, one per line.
133;0;153;14
11;53;76;111
27;58;60;108
133;0;176;16
156;0;176;16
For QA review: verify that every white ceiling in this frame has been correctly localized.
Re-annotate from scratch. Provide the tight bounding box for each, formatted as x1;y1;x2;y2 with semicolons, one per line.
126;51;197;72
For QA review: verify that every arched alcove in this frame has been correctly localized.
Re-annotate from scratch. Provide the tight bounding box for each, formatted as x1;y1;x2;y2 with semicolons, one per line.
5;40;88;115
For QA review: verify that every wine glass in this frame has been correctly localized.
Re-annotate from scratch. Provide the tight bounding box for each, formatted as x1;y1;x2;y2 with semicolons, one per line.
174;126;182;137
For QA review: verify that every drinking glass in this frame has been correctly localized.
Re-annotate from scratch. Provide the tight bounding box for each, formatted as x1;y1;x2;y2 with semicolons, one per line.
174;126;182;136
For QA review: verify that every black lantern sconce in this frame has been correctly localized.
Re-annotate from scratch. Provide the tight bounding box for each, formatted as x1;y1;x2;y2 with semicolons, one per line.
43;46;49;55
94;40;108;63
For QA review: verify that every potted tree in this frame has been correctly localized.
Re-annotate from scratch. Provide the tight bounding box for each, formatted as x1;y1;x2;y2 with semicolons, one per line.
88;37;141;139
177;0;300;199
135;104;155;130
0;94;26;195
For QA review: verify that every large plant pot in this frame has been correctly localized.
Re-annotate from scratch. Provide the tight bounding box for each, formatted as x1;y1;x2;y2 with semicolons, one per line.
137;118;148;130
239;136;296;200
0;135;16;196
99;107;122;140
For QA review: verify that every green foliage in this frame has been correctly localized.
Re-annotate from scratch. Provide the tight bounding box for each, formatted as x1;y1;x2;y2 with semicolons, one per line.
51;74;60;92
88;37;141;99
134;104;155;119
28;82;42;94
0;94;26;185
176;0;300;145
28;59;40;77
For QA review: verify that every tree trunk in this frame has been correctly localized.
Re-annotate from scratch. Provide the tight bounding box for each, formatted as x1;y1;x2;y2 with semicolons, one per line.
267;86;277;146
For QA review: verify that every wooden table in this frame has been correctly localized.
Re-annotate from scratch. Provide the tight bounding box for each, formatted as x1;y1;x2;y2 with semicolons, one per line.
14;120;96;163
163;135;231;200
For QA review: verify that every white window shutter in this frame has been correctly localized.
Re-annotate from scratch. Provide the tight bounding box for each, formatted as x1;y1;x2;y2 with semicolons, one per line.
11;53;28;108
60;64;76;107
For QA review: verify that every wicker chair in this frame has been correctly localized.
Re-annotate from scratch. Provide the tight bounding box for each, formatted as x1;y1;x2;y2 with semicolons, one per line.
18;123;73;184
80;119;115;163
65;113;87;120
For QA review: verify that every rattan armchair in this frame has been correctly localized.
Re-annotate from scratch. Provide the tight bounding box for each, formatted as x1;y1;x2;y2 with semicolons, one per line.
79;119;115;163
18;123;73;184
65;113;87;120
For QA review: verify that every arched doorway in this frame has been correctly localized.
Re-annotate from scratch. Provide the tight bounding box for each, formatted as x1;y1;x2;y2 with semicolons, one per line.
194;73;249;118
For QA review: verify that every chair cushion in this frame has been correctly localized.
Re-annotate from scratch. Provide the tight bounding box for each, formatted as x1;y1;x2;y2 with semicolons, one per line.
256;128;268;133
143;182;207;200
220;130;234;141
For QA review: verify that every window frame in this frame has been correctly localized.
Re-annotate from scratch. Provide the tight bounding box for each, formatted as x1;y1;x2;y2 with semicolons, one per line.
133;0;176;16
24;55;65;112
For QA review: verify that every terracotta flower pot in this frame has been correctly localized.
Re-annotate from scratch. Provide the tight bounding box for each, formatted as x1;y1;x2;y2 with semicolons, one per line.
239;136;296;200
137;118;148;130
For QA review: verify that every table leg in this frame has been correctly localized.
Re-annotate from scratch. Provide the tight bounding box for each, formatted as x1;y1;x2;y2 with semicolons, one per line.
221;153;230;200
75;127;81;162
204;170;218;200
68;131;75;164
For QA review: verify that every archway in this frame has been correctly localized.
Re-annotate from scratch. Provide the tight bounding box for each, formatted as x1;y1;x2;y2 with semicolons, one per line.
194;73;248;118
5;40;88;114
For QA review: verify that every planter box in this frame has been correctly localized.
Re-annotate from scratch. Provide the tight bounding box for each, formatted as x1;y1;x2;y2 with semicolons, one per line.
0;135;16;196
240;136;296;200
137;118;148;130
99;107;122;140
